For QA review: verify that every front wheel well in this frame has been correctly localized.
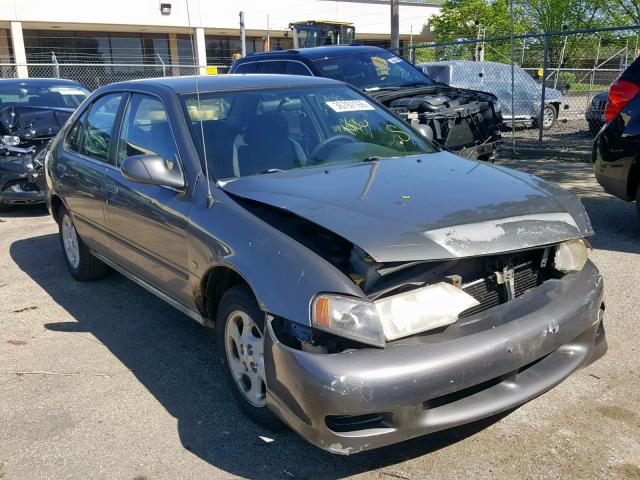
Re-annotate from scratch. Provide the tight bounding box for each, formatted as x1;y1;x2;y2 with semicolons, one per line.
50;195;65;224
629;159;640;200
201;266;252;327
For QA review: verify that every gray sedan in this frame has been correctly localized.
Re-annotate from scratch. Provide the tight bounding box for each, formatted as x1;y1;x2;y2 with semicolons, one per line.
45;74;606;454
419;60;564;129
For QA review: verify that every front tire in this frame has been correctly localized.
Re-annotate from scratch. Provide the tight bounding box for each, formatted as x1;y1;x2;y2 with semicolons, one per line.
534;104;558;130
58;206;108;281
216;284;282;430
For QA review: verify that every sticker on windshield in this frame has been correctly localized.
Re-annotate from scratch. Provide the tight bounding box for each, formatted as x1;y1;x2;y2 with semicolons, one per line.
387;57;402;64
326;100;375;112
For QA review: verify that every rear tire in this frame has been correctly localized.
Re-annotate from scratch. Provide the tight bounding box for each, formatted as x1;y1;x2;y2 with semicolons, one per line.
216;284;282;430
58;206;108;281
636;184;640;223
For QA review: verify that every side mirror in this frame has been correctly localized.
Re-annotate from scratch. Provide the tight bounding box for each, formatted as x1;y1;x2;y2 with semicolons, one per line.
121;154;184;190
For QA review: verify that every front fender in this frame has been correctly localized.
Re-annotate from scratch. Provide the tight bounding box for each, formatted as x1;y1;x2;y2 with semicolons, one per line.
187;181;363;326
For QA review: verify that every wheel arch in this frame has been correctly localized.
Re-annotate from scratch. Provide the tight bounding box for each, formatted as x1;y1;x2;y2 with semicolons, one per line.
199;264;257;328
628;156;640;200
50;194;67;224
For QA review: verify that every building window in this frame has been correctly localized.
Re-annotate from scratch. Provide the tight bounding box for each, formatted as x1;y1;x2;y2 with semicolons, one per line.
23;30;174;65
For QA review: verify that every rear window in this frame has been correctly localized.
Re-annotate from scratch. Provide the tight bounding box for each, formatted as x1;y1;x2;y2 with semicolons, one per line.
234;63;258;74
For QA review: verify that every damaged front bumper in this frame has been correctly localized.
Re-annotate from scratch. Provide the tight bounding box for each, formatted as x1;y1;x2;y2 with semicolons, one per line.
264;261;606;454
0;148;46;205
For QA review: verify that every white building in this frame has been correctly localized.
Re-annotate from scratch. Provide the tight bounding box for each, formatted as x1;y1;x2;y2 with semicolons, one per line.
0;0;441;79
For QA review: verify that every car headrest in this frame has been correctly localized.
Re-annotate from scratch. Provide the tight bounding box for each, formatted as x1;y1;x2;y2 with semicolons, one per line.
244;112;290;146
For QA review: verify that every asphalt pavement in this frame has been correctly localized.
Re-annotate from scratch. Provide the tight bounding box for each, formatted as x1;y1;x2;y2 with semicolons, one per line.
1;158;639;480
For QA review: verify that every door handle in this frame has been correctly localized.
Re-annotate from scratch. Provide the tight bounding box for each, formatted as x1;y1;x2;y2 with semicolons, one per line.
105;183;119;195
56;164;67;176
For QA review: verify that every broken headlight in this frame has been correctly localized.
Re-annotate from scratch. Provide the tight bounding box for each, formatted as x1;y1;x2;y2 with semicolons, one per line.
1;135;20;147
374;282;480;341
554;239;588;272
311;294;385;347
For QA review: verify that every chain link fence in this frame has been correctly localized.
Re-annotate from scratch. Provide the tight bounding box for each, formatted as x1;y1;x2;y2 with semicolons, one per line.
0;62;230;90
401;25;640;160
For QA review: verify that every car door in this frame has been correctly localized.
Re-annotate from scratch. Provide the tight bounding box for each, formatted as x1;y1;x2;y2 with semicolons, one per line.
104;93;192;308
55;92;125;254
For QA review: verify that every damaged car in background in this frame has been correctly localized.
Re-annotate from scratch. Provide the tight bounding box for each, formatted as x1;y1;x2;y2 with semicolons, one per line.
46;75;606;455
0;78;89;210
230;46;502;161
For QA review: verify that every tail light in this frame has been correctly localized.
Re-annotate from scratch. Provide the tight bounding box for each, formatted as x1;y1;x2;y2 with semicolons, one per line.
604;80;640;122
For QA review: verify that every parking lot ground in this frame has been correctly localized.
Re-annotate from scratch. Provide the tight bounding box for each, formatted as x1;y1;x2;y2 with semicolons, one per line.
1;158;639;480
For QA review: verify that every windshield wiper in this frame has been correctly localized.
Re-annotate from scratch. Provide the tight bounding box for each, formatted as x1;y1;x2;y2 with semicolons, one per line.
259;168;284;174
362;156;381;162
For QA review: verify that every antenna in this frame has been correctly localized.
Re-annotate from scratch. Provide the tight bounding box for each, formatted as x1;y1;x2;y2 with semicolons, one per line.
185;0;214;208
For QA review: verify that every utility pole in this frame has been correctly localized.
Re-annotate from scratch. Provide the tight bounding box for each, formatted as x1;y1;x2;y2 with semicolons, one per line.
239;11;247;57
390;0;399;52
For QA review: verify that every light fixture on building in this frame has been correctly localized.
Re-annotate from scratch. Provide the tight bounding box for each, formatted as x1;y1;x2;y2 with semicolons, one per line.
160;2;171;15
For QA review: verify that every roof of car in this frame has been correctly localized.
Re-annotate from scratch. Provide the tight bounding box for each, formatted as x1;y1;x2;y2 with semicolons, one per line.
245;45;387;60
113;74;342;94
0;78;89;88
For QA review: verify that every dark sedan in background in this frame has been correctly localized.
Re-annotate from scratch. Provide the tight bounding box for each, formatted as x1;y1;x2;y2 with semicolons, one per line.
46;74;605;454
585;91;608;135
0;78;89;210
593;56;640;221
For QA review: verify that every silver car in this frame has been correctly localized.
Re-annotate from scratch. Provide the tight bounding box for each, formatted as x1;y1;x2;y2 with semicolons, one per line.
419;60;564;130
46;74;606;454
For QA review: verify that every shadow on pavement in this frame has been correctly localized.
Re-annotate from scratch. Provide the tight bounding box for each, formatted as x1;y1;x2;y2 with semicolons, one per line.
0;204;48;219
581;197;640;254
11;232;510;480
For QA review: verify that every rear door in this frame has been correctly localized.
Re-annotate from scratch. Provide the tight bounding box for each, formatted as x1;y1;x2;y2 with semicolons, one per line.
55;92;125;254
104;93;192;308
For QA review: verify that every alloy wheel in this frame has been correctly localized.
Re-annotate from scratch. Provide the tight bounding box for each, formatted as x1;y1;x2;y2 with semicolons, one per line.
61;214;80;269
224;310;266;407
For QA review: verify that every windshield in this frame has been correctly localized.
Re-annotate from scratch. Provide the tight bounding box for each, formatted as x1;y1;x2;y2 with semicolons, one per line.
0;84;89;109
312;51;434;90
183;85;434;180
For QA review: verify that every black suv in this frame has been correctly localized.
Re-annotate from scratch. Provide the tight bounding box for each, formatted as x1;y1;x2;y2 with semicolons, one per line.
230;46;502;161
593;56;640;220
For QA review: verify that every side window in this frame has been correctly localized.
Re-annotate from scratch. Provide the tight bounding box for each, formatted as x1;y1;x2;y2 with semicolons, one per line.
234;63;258;74
285;61;311;76
256;61;284;74
80;93;124;163
66;111;88;152
117;94;179;167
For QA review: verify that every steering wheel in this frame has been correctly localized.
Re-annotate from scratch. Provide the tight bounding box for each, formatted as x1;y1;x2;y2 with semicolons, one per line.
309;135;357;162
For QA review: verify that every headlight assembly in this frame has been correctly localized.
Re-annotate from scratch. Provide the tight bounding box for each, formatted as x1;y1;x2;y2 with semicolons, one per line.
554;239;589;272
311;294;385;347
312;282;481;346
1;135;20;147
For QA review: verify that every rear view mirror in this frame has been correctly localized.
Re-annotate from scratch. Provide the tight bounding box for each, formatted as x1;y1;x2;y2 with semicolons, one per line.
121;154;184;190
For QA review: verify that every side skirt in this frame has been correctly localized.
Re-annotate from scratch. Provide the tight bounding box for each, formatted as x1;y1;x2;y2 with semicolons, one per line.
91;250;211;328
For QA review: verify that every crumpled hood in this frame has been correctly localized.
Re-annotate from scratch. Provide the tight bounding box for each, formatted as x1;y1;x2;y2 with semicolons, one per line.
0;106;74;140
222;152;593;262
